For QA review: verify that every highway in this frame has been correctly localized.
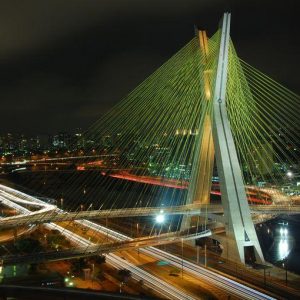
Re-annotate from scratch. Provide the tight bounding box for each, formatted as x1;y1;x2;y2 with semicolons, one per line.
0;184;280;299
0;184;299;230
74;220;276;300
2;229;212;265
109;172;290;205
0;154;118;165
0;190;200;300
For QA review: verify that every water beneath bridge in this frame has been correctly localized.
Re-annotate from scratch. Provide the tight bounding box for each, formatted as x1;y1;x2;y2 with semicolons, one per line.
257;214;300;274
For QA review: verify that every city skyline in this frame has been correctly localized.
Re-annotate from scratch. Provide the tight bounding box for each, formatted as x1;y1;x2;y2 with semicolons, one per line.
0;0;299;134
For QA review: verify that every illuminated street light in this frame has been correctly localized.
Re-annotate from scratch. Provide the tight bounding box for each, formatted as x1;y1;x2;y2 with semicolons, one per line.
287;171;293;178
155;213;165;224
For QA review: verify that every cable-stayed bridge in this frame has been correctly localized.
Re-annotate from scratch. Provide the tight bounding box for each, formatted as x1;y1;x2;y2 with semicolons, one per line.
0;12;299;282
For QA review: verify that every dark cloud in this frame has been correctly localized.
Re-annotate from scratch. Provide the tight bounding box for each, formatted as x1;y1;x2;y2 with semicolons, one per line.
0;0;298;134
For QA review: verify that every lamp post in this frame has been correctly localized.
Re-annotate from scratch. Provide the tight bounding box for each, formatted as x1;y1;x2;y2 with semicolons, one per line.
204;241;207;267
137;223;140;257
91;263;95;288
181;238;184;278
283;258;288;286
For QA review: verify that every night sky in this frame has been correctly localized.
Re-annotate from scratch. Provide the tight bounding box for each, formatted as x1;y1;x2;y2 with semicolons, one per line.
0;0;299;134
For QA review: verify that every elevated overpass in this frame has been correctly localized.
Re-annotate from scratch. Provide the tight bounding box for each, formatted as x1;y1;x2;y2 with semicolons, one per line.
1;229;212;265
0;184;299;229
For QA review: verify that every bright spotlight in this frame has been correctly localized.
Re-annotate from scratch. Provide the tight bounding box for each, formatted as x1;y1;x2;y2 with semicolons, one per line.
287;171;293;178
156;214;165;224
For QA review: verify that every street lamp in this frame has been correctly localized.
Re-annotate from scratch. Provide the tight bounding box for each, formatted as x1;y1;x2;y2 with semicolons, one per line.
155;210;165;224
155;214;165;224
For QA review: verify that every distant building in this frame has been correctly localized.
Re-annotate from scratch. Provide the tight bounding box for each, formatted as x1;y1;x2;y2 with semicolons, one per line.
50;132;72;150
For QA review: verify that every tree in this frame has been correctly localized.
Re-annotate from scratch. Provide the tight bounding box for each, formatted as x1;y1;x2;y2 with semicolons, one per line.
71;258;87;274
15;238;42;254
95;255;106;264
89;255;106;280
47;234;68;248
29;263;38;274
118;269;131;283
